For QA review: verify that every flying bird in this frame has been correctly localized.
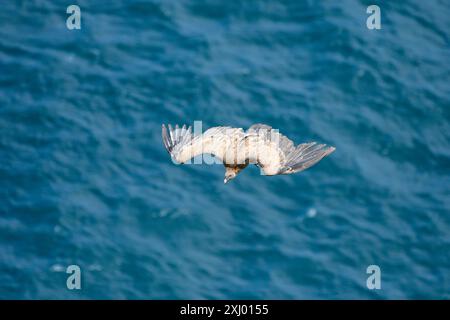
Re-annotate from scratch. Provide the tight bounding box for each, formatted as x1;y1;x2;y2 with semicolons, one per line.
162;123;335;183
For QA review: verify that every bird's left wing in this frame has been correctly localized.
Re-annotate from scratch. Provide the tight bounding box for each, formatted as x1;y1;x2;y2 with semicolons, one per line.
162;124;242;164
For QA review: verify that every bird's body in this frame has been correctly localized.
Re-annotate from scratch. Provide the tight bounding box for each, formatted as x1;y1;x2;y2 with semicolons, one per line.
162;123;335;183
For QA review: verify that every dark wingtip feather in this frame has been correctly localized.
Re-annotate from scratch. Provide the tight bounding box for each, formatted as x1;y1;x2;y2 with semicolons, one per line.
162;123;194;156
281;144;335;174
162;124;173;153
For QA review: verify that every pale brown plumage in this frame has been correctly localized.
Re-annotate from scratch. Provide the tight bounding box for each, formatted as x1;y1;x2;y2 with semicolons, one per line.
162;123;335;183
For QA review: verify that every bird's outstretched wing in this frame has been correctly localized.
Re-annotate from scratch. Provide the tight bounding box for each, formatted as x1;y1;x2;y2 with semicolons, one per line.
162;124;244;164
162;124;192;155
242;123;335;175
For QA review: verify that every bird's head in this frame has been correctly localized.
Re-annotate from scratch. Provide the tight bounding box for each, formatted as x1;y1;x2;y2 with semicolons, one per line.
224;165;246;184
224;171;237;184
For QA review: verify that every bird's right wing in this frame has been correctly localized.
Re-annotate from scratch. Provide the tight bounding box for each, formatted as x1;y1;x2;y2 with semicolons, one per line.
243;124;335;175
279;141;335;174
162;124;243;164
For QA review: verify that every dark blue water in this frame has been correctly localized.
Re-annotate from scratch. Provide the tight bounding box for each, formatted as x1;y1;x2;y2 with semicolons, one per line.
1;0;449;299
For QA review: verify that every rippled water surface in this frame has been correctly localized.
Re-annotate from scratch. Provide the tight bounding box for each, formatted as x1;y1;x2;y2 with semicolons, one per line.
1;0;449;299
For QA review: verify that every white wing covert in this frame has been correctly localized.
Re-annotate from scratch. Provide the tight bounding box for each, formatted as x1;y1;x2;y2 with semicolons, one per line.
242;123;335;175
162;124;244;164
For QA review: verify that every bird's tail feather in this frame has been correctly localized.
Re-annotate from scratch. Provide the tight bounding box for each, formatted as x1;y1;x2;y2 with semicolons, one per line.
281;143;335;174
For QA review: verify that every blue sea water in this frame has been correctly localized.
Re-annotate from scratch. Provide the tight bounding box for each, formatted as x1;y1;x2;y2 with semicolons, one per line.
1;0;449;299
